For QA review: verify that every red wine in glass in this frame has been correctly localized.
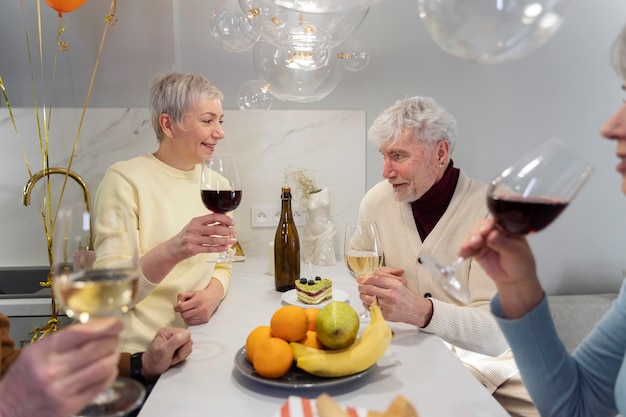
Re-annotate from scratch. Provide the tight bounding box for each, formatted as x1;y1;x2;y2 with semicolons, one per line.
201;190;242;214
200;154;244;262
487;195;568;235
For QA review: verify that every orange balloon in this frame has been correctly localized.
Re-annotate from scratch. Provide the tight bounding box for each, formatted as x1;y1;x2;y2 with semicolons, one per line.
45;0;88;13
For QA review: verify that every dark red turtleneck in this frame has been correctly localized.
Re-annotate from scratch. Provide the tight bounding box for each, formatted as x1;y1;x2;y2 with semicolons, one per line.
410;160;460;241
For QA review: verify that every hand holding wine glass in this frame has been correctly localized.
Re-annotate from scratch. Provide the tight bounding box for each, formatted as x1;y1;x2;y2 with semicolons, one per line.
344;221;384;320
419;137;593;304
52;203;145;417
200;154;244;262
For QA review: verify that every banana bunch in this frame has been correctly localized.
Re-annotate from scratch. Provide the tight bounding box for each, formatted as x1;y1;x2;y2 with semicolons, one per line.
289;298;392;377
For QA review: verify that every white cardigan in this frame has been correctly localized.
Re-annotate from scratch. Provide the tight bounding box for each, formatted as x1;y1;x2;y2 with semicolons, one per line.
358;171;518;391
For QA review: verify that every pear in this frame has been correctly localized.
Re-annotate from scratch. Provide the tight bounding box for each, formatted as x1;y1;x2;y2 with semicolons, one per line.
315;301;360;349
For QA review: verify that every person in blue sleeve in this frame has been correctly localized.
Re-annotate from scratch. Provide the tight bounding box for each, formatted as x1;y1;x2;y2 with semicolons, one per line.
458;24;626;417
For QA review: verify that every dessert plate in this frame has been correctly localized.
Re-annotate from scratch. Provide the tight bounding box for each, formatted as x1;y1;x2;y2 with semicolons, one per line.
281;289;349;309
233;346;375;389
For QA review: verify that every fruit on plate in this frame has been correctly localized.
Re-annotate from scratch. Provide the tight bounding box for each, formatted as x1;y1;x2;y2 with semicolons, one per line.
270;305;309;342
315;301;359;349
298;330;325;349
252;337;294;379
290;297;392;377
245;325;272;362
304;308;319;331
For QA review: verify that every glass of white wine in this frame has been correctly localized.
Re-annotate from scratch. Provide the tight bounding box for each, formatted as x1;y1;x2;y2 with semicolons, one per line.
344;221;384;320
52;203;145;417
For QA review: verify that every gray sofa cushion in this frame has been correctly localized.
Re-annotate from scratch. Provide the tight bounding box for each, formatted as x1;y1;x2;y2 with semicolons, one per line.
547;293;618;353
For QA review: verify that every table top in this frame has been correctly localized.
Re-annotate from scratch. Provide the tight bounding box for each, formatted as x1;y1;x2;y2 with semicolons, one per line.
137;257;508;417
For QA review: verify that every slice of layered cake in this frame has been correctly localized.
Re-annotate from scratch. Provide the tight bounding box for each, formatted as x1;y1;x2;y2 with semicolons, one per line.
295;276;333;305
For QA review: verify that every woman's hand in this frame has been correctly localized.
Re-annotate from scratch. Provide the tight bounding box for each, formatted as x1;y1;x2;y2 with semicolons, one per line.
174;279;224;326
141;213;236;284
169;213;236;260
458;218;536;286
458;218;544;318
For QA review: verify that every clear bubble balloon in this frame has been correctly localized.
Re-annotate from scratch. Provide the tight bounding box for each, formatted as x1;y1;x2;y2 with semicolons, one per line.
239;0;369;51
337;38;370;72
209;0;260;52
253;41;343;102
417;0;575;64
271;0;380;13
236;80;273;110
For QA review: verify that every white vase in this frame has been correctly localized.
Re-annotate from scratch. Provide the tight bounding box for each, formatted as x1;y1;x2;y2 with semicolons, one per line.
300;187;337;266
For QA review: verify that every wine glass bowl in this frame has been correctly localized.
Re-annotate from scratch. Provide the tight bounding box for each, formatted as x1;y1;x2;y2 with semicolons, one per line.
55;268;138;324
419;137;593;304
200;154;244;262
344;221;384;319
52;203;145;417
487;137;593;235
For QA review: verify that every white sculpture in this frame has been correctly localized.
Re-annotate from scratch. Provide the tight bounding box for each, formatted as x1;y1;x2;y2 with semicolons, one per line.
300;187;337;265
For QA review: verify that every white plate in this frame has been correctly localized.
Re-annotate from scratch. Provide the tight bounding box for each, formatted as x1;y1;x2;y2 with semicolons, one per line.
281;288;349;309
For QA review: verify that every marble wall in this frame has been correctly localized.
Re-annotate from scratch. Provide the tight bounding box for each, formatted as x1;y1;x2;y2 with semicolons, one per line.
0;108;366;267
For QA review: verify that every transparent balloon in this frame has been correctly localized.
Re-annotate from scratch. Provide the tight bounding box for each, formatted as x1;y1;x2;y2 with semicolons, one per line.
337;38;370;72
237;80;273;110
417;0;575;64
239;0;369;51
271;0;381;13
209;0;260;52
254;41;343;102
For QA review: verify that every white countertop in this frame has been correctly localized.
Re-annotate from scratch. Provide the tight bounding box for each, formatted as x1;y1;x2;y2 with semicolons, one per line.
137;257;508;417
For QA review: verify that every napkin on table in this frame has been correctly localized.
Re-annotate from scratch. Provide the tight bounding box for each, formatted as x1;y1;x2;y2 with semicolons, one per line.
273;395;369;417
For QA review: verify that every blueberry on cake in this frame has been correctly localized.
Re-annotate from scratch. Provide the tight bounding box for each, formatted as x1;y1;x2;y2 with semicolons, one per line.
295;276;333;305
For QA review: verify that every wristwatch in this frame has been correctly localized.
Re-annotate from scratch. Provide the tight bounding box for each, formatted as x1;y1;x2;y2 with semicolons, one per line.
130;352;146;384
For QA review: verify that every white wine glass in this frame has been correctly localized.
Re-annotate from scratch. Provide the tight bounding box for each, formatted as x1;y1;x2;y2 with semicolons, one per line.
52;203;145;417
200;154;244;262
419;137;594;304
344;221;384;320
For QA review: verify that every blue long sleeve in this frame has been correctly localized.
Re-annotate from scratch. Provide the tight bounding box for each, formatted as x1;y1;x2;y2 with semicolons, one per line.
491;280;626;417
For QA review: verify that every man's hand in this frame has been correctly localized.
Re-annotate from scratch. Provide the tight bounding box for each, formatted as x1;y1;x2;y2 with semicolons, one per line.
357;266;433;327
0;318;122;417
141;327;193;381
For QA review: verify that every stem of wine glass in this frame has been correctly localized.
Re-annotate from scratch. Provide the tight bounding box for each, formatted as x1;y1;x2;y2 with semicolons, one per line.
418;253;471;304
356;276;371;322
446;256;465;274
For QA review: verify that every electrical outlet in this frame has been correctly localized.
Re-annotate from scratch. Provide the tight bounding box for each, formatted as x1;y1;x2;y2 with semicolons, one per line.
251;205;307;228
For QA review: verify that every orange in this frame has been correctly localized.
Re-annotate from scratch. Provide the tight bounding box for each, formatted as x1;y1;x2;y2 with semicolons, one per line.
270;305;309;342
245;325;272;362
298;330;325;350
304;308;319;331
252;337;294;379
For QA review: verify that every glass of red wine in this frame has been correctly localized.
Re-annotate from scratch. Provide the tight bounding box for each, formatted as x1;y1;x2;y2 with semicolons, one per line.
200;154;244;262
419;137;593;304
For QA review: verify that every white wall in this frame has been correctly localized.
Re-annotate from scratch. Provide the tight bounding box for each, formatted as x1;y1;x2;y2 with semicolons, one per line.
1;0;625;295
0;108;365;268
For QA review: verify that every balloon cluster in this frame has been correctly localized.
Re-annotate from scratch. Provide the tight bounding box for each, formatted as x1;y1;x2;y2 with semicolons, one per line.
209;0;373;108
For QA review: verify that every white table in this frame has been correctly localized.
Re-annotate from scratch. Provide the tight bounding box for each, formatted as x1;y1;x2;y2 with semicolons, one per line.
137;257;508;417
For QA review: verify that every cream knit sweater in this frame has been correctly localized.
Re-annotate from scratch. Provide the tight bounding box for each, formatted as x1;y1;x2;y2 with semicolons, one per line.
94;154;232;354
358;171;518;391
